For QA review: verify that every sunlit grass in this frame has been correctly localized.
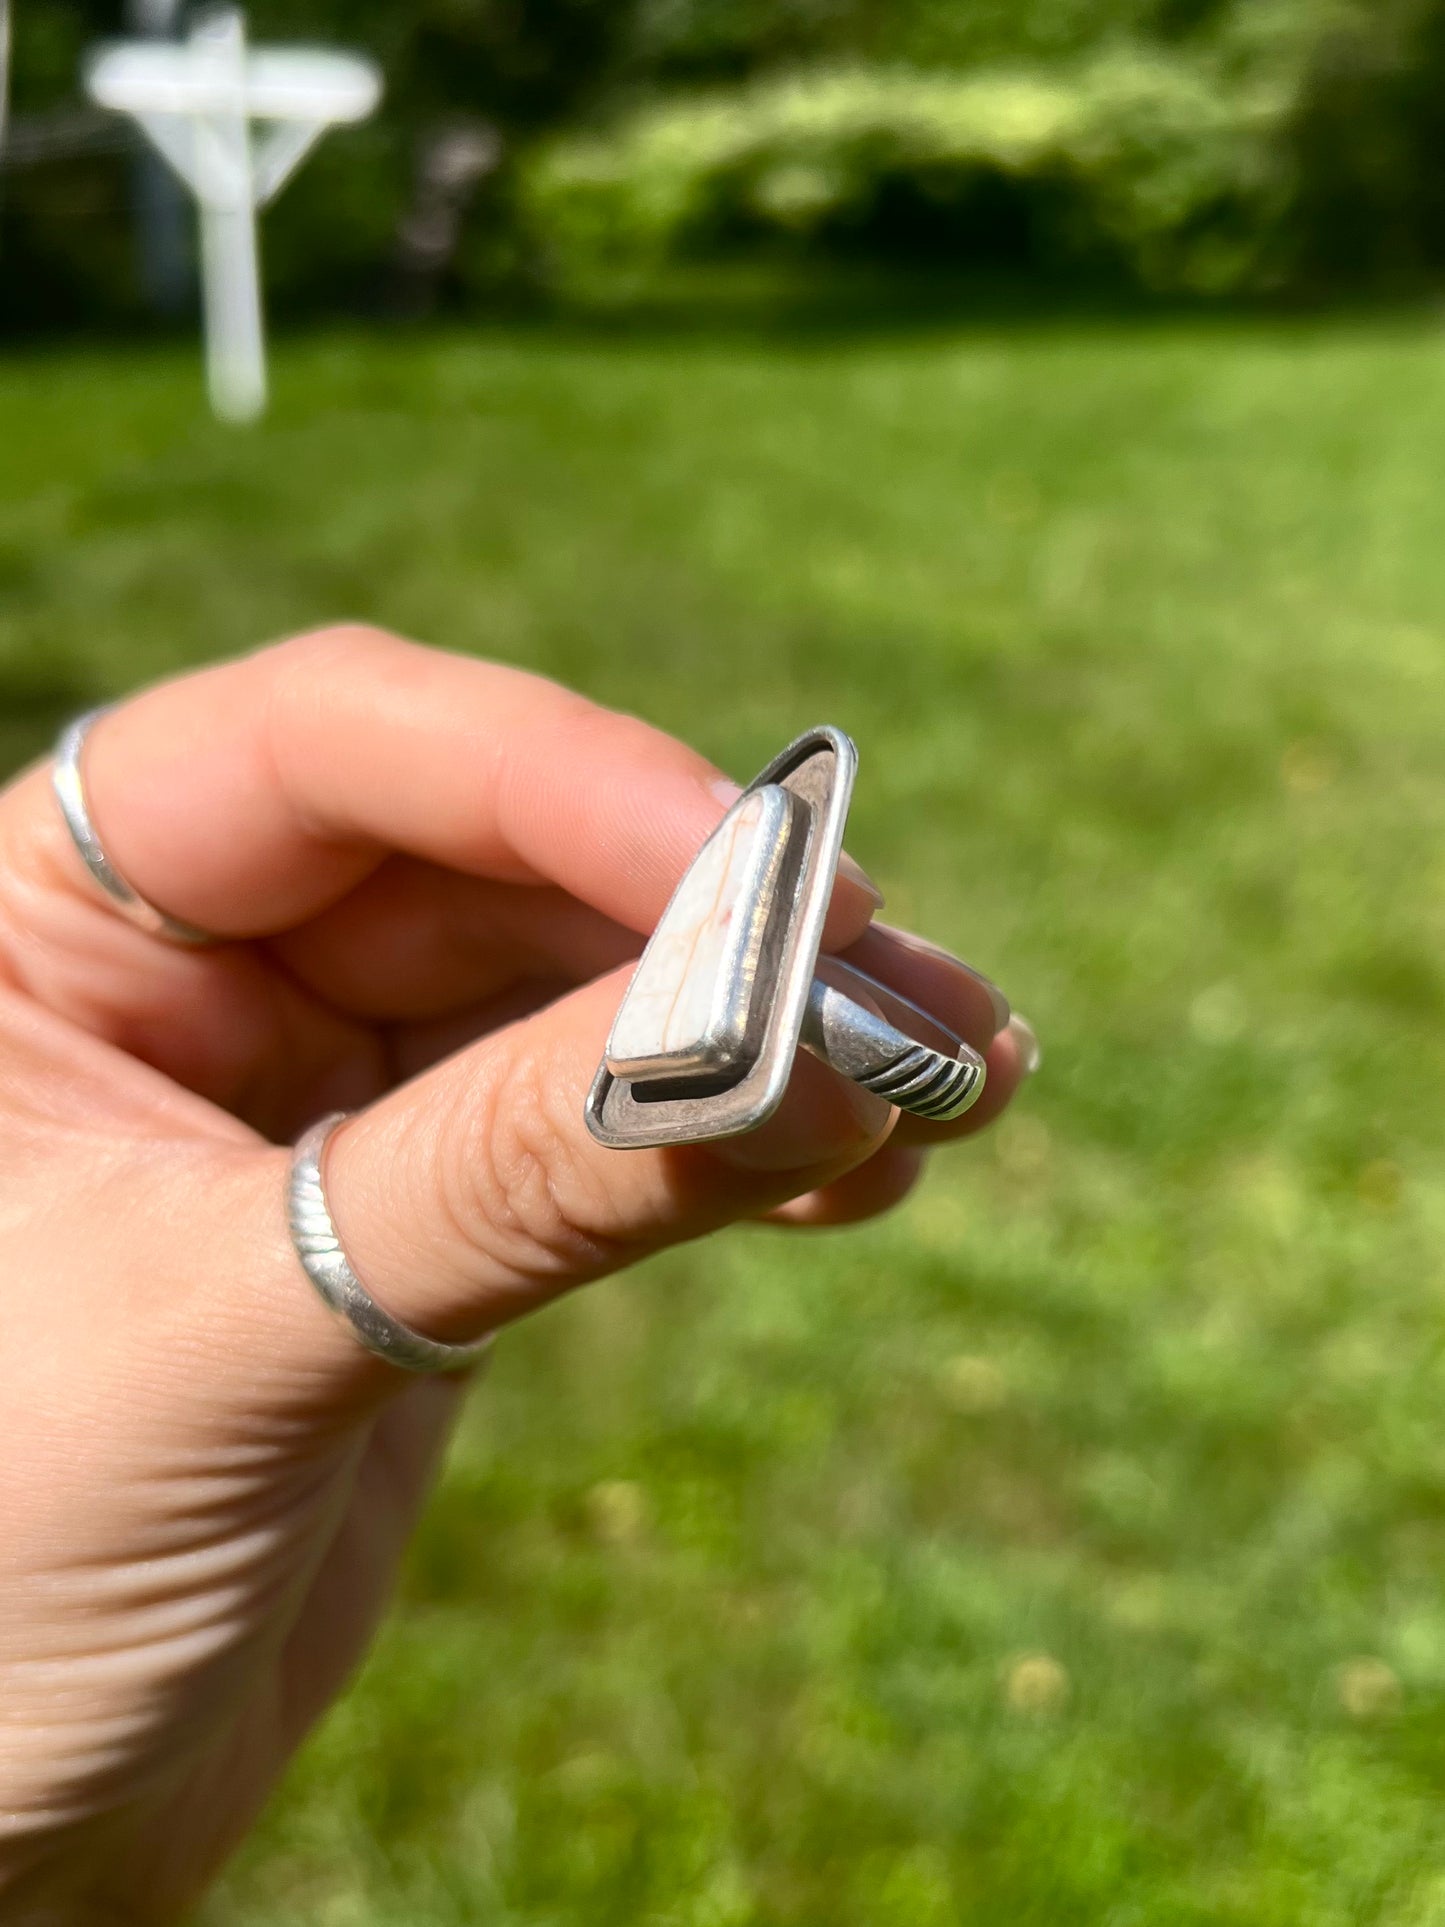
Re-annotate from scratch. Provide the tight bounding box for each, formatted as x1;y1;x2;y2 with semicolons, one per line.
5;309;1445;1923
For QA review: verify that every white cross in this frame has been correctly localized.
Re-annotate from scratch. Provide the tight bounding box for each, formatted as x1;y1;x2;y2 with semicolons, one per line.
86;8;381;421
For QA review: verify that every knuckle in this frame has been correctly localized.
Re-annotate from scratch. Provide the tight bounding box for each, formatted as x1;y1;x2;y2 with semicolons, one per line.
265;623;404;678
522;698;708;789
259;626;414;824
441;1047;633;1285
597;704;712;786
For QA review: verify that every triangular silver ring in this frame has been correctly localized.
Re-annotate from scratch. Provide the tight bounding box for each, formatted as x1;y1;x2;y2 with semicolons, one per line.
584;726;985;1150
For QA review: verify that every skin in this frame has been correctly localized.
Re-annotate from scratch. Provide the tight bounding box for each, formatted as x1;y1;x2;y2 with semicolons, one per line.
0;629;1030;1924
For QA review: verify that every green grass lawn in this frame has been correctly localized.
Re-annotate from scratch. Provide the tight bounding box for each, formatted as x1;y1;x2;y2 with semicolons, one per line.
7;308;1445;1924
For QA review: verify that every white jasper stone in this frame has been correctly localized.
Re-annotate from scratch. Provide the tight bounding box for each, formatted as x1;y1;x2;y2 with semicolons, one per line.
607;784;797;1083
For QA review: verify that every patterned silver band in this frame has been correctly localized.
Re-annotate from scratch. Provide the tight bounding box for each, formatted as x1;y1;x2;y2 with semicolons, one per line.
802;971;986;1123
52;708;215;945
288;1112;493;1374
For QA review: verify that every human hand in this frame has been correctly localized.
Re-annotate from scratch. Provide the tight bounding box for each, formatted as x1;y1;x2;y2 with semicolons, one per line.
0;629;1032;1922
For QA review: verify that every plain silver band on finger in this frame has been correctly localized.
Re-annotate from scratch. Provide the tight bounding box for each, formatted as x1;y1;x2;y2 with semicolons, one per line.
801;977;987;1123
288;1112;493;1375
52;707;215;946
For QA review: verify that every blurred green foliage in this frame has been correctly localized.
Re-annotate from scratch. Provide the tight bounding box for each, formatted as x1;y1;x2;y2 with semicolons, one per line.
4;307;1445;1918
519;0;1445;297
520;57;1289;299
9;0;1445;325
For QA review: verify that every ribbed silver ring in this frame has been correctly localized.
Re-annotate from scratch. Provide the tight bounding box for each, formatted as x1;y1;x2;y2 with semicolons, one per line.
801;973;986;1123
52;708;215;945
288;1112;493;1374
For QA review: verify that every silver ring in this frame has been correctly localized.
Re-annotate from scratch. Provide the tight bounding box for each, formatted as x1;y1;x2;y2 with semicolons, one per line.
586;727;992;1151
52;707;215;945
288;1112;493;1374
802;968;985;1122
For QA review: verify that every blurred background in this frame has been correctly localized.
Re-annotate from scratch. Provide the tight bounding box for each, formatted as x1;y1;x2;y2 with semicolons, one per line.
7;2;1445;1922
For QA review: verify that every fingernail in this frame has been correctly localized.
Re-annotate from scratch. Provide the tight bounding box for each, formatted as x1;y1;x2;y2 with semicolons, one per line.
711;777;884;911
836;849;885;912
1008;1014;1042;1076
873;921;1010;1035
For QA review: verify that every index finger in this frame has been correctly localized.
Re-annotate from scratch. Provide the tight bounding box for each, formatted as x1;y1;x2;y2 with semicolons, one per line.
1;627;883;948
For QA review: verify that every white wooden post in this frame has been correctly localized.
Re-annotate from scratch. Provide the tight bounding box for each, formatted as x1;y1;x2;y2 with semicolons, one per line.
85;8;381;421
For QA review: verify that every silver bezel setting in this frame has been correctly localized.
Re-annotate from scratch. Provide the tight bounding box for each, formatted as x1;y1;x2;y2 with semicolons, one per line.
585;725;857;1149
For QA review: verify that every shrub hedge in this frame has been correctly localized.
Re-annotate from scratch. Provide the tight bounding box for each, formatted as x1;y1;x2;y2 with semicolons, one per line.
519;57;1291;298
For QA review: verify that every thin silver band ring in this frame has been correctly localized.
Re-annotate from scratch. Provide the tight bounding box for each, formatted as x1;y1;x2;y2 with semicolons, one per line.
52;708;215;945
288;1112;493;1374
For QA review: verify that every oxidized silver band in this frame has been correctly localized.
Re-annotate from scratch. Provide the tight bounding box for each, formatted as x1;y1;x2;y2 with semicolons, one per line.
802;969;986;1123
52;708;214;945
288;1112;492;1374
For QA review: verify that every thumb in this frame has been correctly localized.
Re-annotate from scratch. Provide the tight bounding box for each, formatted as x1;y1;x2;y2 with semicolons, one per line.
200;967;894;1415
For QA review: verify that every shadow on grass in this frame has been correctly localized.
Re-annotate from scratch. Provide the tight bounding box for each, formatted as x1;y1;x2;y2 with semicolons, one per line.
8;258;1438;368
462;258;1445;350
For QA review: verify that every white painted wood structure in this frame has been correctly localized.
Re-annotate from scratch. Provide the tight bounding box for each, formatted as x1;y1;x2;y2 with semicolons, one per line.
86;8;380;420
